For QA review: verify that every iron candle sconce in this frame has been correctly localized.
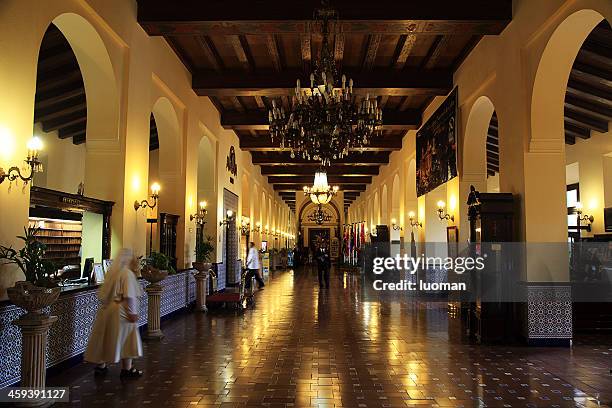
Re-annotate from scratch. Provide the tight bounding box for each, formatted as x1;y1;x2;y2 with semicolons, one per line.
574;202;594;232
219;209;234;226
134;183;160;211
408;211;422;228
436;200;454;222
190;201;208;224
0;136;44;187
391;218;402;231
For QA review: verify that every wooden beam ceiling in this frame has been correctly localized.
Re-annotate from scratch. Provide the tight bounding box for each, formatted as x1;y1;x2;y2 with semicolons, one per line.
137;1;512;35
250;151;390;166
193;69;452;97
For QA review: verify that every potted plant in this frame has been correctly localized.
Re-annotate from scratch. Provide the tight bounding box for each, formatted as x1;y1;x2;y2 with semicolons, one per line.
0;227;60;314
193;235;214;272
141;251;174;284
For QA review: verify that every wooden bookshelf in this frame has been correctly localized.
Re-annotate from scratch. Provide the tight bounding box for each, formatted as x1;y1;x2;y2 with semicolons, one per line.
28;219;82;268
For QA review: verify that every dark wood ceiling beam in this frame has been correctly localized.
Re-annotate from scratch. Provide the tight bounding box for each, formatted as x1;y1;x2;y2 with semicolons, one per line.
34;94;86;121
266;35;283;71
564;122;590;140
564;94;612;121
334;33;345;68
223;109;421;130
35;101;87;123
566;79;612;106
73;133;86;145
392;34;417;69
193;69;452;97
300;34;311;73
42;110;87;133
564;107;608;133
239;134;403;151
251;151;389;165
269;176;372;184
422;35;451;70
275;184;366;192
362;34;382;70
260;166;379;176
571;62;612;87
195;36;224;70
58;122;86;139
137;1;512;35
35;83;85;110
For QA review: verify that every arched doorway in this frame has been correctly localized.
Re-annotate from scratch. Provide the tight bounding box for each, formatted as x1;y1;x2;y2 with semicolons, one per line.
147;97;181;266
298;200;342;261
29;16;119;275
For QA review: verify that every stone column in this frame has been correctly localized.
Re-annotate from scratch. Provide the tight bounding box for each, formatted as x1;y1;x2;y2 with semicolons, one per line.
13;313;58;408
144;284;163;340
194;270;209;312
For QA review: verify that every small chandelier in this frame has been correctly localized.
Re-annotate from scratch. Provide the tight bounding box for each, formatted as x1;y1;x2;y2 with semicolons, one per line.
303;171;338;205
268;3;382;167
308;205;332;225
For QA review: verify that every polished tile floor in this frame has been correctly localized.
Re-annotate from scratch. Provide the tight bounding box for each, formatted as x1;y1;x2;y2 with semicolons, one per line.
49;267;612;407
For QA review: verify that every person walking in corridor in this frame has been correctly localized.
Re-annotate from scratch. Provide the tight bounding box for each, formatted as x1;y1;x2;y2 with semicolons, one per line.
84;249;144;378
316;245;331;289
246;242;265;289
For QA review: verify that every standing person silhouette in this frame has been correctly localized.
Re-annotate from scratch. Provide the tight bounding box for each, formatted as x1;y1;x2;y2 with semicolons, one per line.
316;245;331;289
246;242;265;289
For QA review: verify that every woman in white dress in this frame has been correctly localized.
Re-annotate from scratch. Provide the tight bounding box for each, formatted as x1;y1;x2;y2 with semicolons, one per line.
84;248;144;378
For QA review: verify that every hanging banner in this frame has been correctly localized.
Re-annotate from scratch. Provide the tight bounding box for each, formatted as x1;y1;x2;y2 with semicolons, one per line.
416;87;458;197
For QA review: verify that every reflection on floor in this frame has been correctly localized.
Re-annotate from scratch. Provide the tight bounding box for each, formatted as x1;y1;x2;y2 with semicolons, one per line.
48;266;612;407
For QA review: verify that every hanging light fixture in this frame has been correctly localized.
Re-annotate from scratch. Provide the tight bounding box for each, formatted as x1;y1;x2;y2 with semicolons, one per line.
268;3;383;167
308;205;333;225
303;171;339;205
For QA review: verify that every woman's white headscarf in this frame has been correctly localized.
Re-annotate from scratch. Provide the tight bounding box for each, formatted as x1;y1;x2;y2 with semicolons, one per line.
98;248;139;304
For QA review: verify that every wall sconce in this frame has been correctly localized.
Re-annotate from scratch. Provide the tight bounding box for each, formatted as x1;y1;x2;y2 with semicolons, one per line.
574;202;594;232
252;221;261;233
240;216;250;235
391;218;402;231
264;225;270;235
436;200;454;222
134;182;160;211
0;136;44;186
219;209;234;226
408;211;422;228
190;200;208;224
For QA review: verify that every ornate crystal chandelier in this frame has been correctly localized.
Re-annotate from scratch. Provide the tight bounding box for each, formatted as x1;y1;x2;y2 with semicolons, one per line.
304;171;338;205
268;4;383;167
308;205;333;225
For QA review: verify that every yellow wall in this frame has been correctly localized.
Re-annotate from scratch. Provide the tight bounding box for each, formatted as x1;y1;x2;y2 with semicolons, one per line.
81;211;103;270
0;0;291;297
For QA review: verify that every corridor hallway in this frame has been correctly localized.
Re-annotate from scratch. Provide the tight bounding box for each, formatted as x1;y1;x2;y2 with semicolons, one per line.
48;268;611;407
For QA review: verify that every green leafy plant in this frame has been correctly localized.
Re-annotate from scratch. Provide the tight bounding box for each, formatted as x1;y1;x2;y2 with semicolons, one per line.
144;251;176;274
0;227;57;287
194;235;214;262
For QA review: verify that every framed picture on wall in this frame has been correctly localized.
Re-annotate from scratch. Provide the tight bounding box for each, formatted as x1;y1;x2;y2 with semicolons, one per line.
93;263;105;284
446;226;458;243
447;226;459;259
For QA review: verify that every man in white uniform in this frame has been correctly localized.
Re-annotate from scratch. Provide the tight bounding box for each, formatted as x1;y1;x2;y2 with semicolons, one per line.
246;242;265;289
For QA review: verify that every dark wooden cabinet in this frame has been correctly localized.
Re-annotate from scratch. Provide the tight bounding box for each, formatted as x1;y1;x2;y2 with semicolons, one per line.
159;213;179;270
467;191;518;343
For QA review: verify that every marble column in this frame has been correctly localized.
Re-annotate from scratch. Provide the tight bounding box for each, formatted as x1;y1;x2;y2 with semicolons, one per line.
13;313;58;408
194;270;209;312
144;284;163;340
